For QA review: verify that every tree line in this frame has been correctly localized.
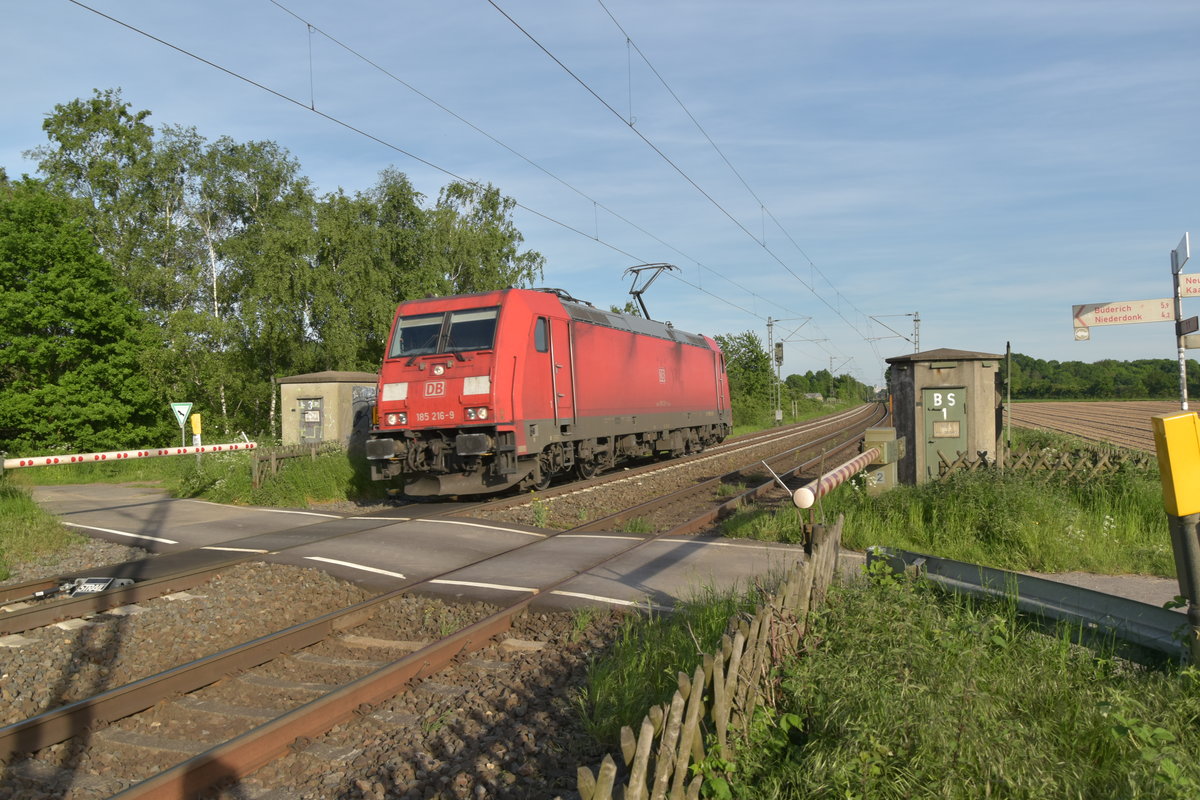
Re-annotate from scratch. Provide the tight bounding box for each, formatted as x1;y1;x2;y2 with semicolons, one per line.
714;331;874;427
3;90;1186;457
1005;353;1200;400
1;89;543;453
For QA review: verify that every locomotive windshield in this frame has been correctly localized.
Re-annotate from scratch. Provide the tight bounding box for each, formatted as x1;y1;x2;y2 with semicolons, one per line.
388;307;499;358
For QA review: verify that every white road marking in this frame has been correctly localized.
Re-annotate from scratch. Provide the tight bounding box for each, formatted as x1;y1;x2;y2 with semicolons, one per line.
202;546;271;553
549;590;671;612
303;557;406;580
657;537;806;551
558;534;643;541
63;523;177;545
427;579;669;612
429;579;537;592
348;516;412;521
421;519;547;537
182;500;342;518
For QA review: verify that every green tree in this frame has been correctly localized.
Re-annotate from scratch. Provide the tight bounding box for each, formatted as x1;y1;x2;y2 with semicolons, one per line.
215;139;318;435
424;181;544;293
715;331;773;425
25;88;185;313
311;169;427;371
0;178;168;453
25;91;547;441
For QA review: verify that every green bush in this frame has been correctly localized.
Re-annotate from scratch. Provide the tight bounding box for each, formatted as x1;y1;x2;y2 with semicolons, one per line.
730;576;1200;798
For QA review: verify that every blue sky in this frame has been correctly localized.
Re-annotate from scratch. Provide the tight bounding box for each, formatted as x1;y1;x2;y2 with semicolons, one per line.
4;1;1198;385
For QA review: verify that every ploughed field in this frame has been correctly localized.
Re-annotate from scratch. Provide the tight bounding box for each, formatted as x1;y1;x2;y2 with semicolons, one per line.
1008;400;1179;452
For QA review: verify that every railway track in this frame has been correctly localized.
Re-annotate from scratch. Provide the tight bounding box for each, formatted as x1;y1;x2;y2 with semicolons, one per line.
472;404;884;530
0;406;882;799
0;503;477;636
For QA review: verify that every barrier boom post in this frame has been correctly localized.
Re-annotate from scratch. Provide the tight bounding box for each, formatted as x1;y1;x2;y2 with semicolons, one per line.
793;447;881;510
3;441;257;471
1151;412;1200;663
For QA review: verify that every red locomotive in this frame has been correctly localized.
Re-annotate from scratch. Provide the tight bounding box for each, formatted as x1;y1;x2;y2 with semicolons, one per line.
365;287;732;496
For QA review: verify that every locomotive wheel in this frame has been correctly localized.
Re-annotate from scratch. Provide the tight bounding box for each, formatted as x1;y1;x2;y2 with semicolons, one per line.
530;455;553;491
530;469;552;491
575;459;599;479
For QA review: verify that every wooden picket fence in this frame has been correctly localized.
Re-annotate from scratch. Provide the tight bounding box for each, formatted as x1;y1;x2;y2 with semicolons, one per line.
250;442;341;488
576;517;843;800
935;445;1154;480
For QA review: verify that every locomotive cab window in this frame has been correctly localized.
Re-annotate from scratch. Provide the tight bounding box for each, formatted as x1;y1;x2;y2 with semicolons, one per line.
445;307;499;353
388;307;499;358
534;317;549;352
390;312;443;358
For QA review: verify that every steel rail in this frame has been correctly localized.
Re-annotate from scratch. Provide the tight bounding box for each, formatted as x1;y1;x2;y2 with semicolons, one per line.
0;556;256;635
0;510;432;635
5;406;882;794
0;499;491;634
0;593;381;758
107;409;877;799
108;604;519;800
571;403;885;533
0;577;60;605
475;404;877;513
0;510;553;759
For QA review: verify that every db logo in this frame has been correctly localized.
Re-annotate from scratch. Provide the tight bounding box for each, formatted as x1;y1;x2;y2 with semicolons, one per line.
424;381;446;397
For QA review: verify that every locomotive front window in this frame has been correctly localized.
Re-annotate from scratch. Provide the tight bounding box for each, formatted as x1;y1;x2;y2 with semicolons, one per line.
388;307;499;359
390;313;444;358
444;308;499;353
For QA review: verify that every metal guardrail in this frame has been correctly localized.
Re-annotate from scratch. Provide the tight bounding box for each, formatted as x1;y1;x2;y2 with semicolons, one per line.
867;547;1189;662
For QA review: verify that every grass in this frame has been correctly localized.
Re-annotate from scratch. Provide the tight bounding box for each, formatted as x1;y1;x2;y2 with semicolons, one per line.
9;445;388;510
721;429;1173;578
576;584;761;746
730;398;866;438
727;572;1200;799
0;478;84;581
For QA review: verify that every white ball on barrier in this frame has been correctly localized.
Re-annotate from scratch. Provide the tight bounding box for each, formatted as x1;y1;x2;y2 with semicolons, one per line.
793;487;816;509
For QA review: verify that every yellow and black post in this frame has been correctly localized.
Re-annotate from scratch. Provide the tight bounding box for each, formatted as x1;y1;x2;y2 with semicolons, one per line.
1151;412;1200;662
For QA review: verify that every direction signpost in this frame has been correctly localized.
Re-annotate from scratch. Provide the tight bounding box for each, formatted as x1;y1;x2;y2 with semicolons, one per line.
1172;234;1192;409
1071;299;1175;340
1071;233;1192;409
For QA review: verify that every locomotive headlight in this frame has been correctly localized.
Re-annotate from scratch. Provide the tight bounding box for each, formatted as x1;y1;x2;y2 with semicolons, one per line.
385;412;408;426
465;407;489;421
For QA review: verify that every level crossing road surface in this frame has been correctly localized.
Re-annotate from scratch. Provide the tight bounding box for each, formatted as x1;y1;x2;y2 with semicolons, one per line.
30;484;809;612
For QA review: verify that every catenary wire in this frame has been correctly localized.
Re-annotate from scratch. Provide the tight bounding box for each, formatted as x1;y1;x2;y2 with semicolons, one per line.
62;0;862;374
62;0;822;336
266;0;824;331
490;0;878;348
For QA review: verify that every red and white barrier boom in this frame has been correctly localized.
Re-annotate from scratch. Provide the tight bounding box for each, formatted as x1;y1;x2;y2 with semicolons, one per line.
793;447;881;509
4;441;257;471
